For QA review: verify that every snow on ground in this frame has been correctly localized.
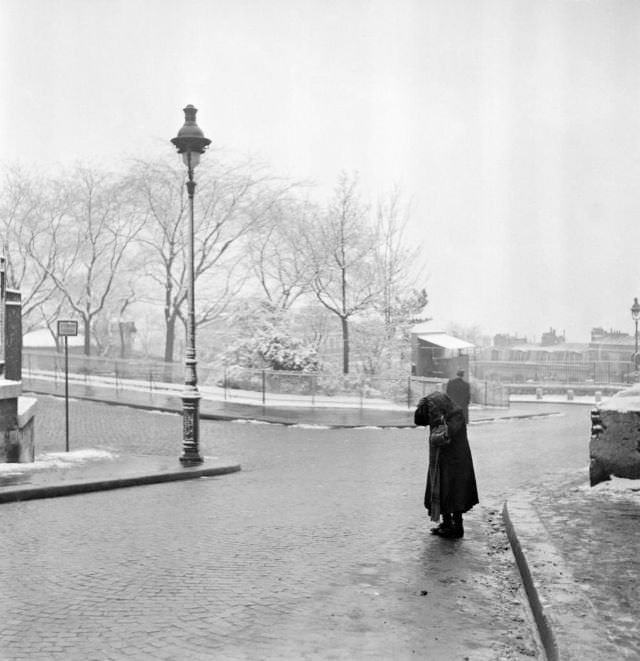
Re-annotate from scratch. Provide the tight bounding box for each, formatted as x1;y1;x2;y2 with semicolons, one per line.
231;418;273;425
0;449;118;474
578;475;640;502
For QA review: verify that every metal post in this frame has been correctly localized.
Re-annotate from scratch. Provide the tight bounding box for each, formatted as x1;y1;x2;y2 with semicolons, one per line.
633;319;638;372
262;369;266;407
180;158;203;465
64;336;69;452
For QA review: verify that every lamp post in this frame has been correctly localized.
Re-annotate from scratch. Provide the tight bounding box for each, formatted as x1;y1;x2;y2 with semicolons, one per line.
171;105;211;465
632;297;640;375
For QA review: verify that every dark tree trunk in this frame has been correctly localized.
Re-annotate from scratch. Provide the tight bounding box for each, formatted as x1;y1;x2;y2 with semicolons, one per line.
83;317;91;356
341;316;349;375
164;315;176;363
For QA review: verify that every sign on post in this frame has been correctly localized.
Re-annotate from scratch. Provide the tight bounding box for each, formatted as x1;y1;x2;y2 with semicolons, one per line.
57;320;78;337
57;320;78;452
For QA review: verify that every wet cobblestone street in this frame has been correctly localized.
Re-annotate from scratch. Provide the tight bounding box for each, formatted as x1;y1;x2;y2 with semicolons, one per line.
0;396;593;660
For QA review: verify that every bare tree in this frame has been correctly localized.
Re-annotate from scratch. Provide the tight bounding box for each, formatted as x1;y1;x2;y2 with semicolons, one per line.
307;172;381;374
376;186;426;332
0;164;62;331
130;154;290;363
29;166;144;355
246;196;318;313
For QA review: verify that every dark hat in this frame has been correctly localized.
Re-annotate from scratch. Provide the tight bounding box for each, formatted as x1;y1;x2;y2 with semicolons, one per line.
456;369;464;377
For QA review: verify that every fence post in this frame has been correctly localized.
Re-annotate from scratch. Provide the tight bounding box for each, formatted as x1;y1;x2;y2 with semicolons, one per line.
311;374;316;407
262;370;266;406
407;377;411;409
224;366;228;401
114;361;119;393
484;380;488;406
149;370;153;393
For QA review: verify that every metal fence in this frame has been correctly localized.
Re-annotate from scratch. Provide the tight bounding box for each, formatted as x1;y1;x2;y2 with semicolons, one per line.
471;359;636;386
22;350;509;410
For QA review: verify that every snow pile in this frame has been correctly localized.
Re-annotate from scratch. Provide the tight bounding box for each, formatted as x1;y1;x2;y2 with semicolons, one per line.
578;475;640;504
600;385;640;412
0;449;117;474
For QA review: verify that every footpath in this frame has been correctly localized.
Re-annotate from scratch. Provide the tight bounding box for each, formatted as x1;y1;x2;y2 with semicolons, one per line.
3;381;640;660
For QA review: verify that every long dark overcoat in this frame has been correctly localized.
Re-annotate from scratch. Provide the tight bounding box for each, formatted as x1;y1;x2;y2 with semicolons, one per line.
446;376;471;422
414;392;479;516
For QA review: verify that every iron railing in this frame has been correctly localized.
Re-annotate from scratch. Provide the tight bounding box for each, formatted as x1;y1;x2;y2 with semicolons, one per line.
22;350;510;409
470;358;636;386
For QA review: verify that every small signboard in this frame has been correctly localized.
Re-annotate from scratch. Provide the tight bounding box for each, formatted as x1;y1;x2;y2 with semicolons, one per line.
57;320;78;337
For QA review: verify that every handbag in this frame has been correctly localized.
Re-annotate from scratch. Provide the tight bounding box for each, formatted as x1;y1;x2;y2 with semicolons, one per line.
430;416;450;447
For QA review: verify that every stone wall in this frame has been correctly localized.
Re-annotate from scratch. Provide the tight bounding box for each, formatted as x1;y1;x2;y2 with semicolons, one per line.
4;289;21;381
590;385;640;485
0;283;36;464
0;381;36;462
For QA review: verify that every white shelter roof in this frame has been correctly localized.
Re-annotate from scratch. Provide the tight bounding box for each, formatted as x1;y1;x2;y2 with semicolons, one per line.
416;333;475;350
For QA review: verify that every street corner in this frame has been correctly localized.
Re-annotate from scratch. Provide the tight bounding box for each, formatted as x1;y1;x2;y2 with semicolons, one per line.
0;450;242;504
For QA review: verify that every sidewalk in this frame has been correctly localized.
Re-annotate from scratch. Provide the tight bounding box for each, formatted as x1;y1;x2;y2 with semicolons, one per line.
504;470;640;660
0;451;241;503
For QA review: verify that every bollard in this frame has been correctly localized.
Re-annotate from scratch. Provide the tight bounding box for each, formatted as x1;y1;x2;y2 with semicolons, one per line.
595;390;602;403
567;389;574;401
536;387;543;400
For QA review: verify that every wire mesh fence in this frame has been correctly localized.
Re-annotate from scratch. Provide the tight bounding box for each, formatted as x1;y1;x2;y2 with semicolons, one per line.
22;350;513;410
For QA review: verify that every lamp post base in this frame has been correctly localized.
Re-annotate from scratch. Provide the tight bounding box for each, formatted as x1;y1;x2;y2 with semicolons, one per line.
180;392;203;466
180;453;204;466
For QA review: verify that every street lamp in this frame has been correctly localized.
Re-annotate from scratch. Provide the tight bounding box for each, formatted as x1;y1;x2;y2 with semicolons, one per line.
171;105;211;465
632;297;640;375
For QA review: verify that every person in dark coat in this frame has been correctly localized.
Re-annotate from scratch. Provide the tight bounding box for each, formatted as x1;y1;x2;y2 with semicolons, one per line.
446;369;471;423
414;391;479;538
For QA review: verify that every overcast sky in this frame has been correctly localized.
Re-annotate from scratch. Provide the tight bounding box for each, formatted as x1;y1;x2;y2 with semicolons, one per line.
2;0;640;343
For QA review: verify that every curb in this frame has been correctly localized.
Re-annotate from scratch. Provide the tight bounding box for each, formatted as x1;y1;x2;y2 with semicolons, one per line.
26;388;559;429
502;496;619;661
0;463;242;504
502;499;560;661
470;411;559;424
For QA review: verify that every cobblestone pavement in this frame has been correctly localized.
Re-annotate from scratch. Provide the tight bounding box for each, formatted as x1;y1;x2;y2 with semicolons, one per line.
0;397;592;660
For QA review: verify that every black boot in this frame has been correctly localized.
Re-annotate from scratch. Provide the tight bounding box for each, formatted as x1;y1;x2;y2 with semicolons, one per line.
439;512;464;539
431;512;453;535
